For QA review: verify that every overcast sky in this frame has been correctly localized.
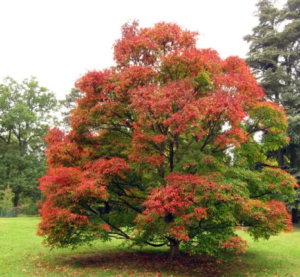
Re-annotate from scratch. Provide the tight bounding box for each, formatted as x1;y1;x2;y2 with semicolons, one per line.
0;0;284;100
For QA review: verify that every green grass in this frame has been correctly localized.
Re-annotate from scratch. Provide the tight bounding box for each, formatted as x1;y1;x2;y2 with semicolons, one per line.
1;218;300;277
231;229;300;277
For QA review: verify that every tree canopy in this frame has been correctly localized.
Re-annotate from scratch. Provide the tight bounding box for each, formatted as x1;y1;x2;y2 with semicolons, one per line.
0;77;57;207
59;88;82;129
244;0;300;222
38;22;297;259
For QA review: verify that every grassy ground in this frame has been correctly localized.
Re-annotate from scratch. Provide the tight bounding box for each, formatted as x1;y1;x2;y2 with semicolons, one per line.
1;218;300;277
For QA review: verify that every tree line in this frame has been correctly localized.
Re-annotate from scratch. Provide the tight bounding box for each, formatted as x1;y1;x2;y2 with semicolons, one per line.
0;77;79;216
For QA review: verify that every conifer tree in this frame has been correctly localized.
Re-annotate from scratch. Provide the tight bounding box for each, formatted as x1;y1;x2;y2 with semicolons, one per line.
245;0;300;222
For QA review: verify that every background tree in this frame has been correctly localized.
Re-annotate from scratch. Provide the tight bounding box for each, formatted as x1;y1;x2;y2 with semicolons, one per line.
59;88;82;129
0;185;15;217
38;22;297;260
0;77;57;208
244;0;300;222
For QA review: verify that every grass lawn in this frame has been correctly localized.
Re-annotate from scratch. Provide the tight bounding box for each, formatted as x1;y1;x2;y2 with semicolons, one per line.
1;218;300;277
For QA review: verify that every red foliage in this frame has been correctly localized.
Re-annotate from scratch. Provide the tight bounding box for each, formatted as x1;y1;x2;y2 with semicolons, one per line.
38;22;297;259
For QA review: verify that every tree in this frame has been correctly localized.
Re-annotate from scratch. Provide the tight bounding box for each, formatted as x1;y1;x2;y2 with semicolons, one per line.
59;88;82;129
38;22;297;260
244;0;300;223
0;185;14;217
0;77;57;208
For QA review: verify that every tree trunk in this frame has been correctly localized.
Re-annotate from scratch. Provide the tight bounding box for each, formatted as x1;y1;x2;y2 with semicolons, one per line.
290;144;296;169
169;239;180;259
13;192;20;217
13;192;20;208
277;148;284;168
292;208;299;224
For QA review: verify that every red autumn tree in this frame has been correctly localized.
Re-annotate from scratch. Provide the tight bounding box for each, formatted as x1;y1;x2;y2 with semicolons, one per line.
38;21;297;259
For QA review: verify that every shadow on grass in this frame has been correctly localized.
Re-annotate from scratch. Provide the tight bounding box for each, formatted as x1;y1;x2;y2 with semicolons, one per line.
59;250;245;277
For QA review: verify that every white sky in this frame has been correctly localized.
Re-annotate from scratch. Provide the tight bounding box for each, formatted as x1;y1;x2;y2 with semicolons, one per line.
0;0;284;100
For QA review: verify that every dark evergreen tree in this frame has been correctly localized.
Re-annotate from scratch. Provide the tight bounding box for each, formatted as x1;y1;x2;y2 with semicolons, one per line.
245;0;300;222
59;88;82;129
